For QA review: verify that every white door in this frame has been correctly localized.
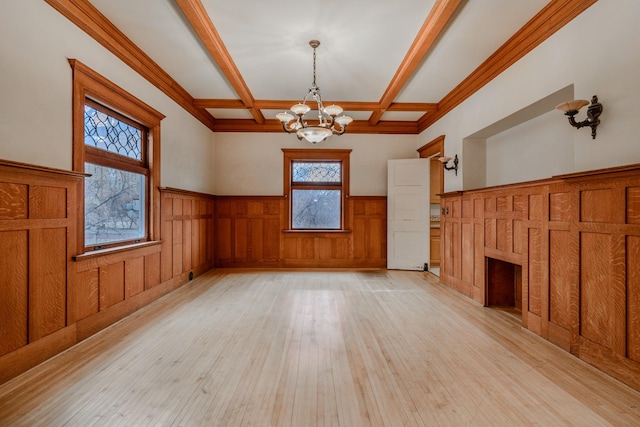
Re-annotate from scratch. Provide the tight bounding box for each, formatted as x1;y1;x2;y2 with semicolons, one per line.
387;159;430;270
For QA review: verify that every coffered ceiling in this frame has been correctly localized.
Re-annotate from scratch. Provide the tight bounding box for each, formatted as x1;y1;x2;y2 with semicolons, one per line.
45;0;597;134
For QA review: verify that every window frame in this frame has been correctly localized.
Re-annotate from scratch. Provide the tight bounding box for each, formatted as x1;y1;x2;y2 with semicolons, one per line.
282;148;351;231
70;59;164;254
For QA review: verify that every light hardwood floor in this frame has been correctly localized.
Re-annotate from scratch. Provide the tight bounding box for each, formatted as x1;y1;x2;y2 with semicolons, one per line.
1;269;639;426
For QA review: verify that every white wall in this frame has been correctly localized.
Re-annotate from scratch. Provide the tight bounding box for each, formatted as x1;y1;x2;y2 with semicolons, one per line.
418;0;640;191
0;1;215;194
214;132;419;196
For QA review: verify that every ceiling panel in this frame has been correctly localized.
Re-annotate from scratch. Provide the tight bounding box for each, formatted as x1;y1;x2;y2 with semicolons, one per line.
56;0;589;134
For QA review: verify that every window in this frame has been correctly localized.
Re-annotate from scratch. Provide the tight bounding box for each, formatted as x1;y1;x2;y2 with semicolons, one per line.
283;149;351;230
70;59;164;252
83;100;148;248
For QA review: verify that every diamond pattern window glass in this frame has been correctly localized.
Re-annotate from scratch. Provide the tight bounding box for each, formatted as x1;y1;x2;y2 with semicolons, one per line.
84;102;143;161
293;162;341;183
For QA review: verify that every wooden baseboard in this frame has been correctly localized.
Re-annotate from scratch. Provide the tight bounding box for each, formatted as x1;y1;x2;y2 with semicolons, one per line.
0;325;77;385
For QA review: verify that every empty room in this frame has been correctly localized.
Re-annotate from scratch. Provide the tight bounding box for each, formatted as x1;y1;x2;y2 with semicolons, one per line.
1;0;640;425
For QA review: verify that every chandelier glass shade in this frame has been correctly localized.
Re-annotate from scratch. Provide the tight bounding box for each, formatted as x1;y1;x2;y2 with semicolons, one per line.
276;40;353;144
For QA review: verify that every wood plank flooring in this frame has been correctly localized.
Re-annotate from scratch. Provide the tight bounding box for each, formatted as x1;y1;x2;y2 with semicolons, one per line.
1;269;639;426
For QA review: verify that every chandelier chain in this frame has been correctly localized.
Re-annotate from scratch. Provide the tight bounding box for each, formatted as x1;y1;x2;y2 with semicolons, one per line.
312;45;317;88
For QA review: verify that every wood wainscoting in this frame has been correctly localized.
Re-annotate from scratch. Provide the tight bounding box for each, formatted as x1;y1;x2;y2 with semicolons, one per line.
215;196;386;268
439;164;640;391
0;160;214;385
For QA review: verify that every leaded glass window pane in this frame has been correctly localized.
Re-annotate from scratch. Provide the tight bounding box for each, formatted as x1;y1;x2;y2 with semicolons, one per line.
293;162;341;182
84;104;142;161
84;163;146;247
292;189;340;229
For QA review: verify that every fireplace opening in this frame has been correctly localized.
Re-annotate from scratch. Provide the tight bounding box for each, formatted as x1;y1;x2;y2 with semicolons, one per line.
486;257;522;313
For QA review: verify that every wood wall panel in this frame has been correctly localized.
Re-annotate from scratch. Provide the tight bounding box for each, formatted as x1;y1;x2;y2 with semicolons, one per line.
549;192;572;222
100;262;125;310
125;257;145;298
0;182;27;219
529;194;543;221
513;195;527;213
0;231;28;356
496;219;512;252
628;187;640;224
74;268;99;320
29;228;67;341
527;228;542;317
628;236;640;362
581;189;620;223
580;232;613;349
461;223;473;284
549;230;572;329
30;186;66;219
144;252;161;289
215;196;385;268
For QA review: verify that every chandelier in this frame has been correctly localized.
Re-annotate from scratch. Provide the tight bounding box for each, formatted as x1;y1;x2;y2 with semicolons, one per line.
276;40;353;144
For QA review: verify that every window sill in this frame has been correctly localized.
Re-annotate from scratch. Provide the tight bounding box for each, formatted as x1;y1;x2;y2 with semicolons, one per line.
73;240;162;262
282;229;352;236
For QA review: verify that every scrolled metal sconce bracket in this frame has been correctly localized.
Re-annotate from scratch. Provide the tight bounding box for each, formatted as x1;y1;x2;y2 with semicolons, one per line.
438;154;459;176
557;95;603;139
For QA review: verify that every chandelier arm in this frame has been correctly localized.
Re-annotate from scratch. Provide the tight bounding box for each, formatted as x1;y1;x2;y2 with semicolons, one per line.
281;121;298;134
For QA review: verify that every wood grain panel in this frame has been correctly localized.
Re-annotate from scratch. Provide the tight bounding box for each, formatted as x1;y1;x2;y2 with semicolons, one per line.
29;228;67;341
191;218;206;265
473;224;484;295
549;192;572;222
485;197;496;213
74;268;99;321
513;220;524;255
173;198;183;217
0;231;28;356
474;198;483;219
528;228;541;316
513;195;527;213
461;223;474;284
183;219;192;272
161;220;173;282
144;252;161;290
100;262;125;310
484;219;495;249
627;187;640;224
30;186;66;219
529;194;543;221
581;189;619;223
250;219;265;260
580;232;612;349
628;236;640;362
496;219;512;253
496;196;510;212
264;218;281;260
0;183;27;219
549;230;572;329
125;257;145;298
173;220;183;276
369;218;384;260
461;199;473;218
234;218;248;259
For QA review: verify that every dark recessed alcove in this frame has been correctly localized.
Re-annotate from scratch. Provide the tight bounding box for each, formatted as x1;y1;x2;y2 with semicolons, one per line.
486;257;522;313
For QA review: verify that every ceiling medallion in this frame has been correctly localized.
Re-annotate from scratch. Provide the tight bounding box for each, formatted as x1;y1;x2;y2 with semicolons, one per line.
276;40;353;144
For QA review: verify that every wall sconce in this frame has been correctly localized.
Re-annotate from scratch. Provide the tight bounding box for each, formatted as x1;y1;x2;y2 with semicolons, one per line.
556;95;603;139
438;154;458;175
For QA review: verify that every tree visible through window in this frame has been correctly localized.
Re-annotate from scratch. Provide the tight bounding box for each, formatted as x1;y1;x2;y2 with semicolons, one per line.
283;149;351;230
